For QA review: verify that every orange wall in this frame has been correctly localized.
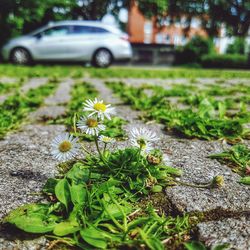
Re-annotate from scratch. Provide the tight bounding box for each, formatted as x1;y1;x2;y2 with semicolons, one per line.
127;1;208;44
127;1;145;43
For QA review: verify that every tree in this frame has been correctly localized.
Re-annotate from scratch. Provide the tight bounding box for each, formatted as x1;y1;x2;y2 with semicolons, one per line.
0;0;124;48
167;0;250;37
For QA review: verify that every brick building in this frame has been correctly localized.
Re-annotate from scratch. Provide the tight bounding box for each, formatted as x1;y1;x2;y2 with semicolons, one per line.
127;0;207;45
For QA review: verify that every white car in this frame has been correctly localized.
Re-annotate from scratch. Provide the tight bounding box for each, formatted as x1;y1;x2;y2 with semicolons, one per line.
2;21;133;67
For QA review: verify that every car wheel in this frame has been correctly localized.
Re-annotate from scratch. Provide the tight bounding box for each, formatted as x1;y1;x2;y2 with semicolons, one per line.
93;49;113;68
10;48;32;65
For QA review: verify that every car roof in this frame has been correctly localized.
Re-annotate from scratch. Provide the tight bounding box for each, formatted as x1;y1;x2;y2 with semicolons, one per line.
29;20;123;36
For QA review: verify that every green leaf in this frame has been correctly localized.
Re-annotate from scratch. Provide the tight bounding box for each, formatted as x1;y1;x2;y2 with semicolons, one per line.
161;166;183;176
55;178;71;210
239;176;250;185
139;229;164;250
103;202;132;219
4;204;57;233
212;243;230;250
42;178;58;195
70;183;86;205
66;163;90;182
184;241;207;250
80;227;108;249
53;221;80;236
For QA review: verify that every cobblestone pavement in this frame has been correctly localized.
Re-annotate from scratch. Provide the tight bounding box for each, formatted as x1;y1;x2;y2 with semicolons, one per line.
0;77;249;250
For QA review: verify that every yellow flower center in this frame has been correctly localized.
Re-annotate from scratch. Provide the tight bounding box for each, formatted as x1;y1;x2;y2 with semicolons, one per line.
94;102;107;112
137;138;146;149
102;137;111;143
59;141;72;153
86;118;98;128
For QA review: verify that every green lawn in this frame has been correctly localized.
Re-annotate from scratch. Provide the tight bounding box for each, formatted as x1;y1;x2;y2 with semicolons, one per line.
0;64;250;78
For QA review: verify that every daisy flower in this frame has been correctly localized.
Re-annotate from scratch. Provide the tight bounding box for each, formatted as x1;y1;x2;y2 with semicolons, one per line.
77;116;105;136
98;135;115;144
51;133;80;162
83;98;115;120
130;127;159;153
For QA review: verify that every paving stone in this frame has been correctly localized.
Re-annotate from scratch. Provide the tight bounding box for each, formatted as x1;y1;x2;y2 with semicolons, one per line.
29;79;74;121
0;78;47;105
0;124;65;219
44;78;74;106
0;93;10;104
163;139;250;214
198;215;250;250
0;77;18;84
29;105;66;121
20;78;48;93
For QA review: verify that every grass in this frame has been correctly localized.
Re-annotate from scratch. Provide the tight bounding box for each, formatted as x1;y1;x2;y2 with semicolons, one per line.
0;80;59;138
106;81;250;142
0;64;250;78
50;81;127;140
209;144;250;181
0;79;25;95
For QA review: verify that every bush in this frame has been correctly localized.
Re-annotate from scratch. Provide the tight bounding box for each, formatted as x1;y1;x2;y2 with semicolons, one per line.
201;54;248;69
226;37;246;55
175;36;214;64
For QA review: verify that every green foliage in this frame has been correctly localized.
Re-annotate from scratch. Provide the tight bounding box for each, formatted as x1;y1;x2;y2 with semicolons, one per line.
0;81;22;94
176;36;215;64
4;147;192;249
239;176;250;185
0;0;127;47
0;80;58;138
201;54;248;69
51;81;127;140
3;203;59;233
226;37;247;55
106;81;250;142
1;65;250;79
209;144;250;179
184;241;229;250
137;0;168;18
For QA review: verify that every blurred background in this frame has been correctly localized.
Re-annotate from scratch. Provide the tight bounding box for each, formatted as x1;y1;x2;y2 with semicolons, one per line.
0;0;249;68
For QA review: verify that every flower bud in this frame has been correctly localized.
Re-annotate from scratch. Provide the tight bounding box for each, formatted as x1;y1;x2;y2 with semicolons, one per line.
151;185;163;193
146;149;162;165
147;154;161;165
245;166;250;176
211;175;224;188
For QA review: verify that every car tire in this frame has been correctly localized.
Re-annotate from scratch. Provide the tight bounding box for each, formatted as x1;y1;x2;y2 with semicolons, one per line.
92;49;113;68
10;47;32;65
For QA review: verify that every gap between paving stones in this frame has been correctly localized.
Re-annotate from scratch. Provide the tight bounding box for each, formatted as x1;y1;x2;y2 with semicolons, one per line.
90;78;250;249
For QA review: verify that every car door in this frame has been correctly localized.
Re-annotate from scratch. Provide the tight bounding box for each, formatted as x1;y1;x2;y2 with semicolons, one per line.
31;26;73;60
64;25;109;61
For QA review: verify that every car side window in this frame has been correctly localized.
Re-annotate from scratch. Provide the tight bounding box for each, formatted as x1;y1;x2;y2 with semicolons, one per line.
71;25;109;35
43;26;69;37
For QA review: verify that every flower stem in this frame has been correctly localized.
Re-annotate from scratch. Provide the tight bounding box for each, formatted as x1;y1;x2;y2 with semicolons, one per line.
94;135;112;172
80;142;91;155
175;179;211;189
